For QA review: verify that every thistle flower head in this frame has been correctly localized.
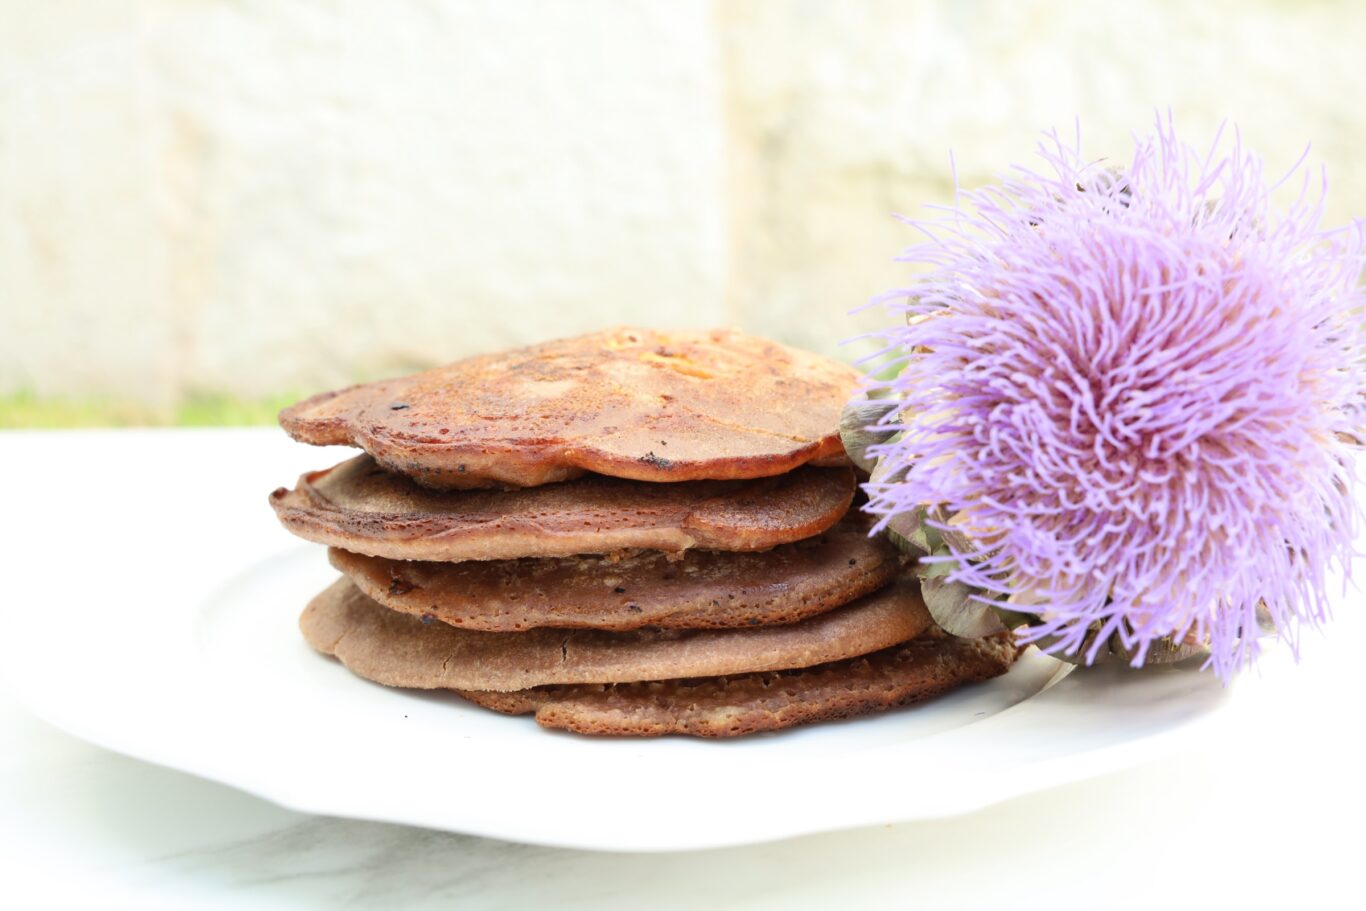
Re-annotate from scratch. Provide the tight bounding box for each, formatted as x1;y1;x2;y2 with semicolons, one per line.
862;117;1366;679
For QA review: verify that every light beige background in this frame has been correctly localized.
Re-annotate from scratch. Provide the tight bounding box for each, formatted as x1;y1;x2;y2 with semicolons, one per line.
2;0;1362;415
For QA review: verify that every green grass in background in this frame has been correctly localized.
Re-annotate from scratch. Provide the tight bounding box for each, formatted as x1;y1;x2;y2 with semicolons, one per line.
3;358;894;428
0;390;302;429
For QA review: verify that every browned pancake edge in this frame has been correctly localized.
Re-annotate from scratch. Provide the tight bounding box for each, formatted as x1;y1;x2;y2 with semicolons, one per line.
458;631;1019;737
327;514;900;631
271;455;855;561
300;576;933;692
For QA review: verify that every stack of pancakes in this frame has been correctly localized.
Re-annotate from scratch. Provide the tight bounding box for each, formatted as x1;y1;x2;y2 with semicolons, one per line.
269;328;1016;737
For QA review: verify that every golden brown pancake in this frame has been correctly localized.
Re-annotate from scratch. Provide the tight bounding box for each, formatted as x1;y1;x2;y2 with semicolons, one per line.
279;327;859;489
300;576;933;692
327;515;900;632
271;455;855;561
460;631;1018;737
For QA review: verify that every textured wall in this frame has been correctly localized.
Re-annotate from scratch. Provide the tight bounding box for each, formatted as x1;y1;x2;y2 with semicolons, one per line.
2;0;1363;414
1;1;726;408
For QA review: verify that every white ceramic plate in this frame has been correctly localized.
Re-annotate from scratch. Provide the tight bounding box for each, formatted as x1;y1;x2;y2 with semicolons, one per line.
2;430;1233;851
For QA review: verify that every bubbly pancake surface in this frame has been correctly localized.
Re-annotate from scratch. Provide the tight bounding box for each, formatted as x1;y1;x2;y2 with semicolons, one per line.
279;327;860;489
300;577;933;692
460;631;1019;737
271;455;856;561
327;515;899;632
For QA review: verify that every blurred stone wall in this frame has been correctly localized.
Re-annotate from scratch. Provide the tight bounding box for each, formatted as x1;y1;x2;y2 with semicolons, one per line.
2;0;1363;415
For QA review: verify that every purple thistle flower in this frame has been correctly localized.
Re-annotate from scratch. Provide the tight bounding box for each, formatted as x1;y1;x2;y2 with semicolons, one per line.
862;116;1366;680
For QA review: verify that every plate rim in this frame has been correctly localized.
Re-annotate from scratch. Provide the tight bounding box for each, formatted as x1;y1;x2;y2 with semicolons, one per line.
5;666;1232;852
2;555;1234;852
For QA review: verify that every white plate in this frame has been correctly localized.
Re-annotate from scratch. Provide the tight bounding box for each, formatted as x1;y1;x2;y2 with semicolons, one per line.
1;430;1233;851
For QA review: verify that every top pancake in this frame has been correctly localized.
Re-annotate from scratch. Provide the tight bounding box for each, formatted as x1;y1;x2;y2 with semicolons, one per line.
279;327;860;489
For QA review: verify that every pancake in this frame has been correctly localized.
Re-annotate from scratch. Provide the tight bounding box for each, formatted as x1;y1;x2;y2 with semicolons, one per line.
279;327;859;489
300;576;933;692
271;455;856;561
327;515;900;632
460;631;1018;737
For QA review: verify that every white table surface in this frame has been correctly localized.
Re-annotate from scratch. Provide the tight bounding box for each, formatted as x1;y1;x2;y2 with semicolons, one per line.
2;429;1362;910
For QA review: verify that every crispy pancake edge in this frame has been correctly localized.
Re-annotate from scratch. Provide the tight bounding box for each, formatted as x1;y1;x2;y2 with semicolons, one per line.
269;458;856;561
327;515;901;631
300;575;933;691
458;632;1019;737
